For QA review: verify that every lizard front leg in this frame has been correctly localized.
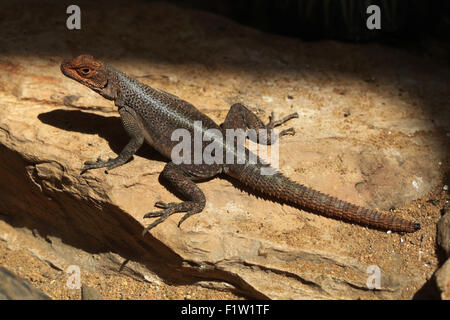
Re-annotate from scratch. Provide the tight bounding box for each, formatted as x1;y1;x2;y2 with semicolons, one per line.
221;103;298;145
142;162;221;234
81;106;144;174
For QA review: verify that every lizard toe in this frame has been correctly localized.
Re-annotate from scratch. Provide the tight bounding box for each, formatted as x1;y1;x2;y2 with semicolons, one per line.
80;163;102;174
280;127;296;136
154;201;170;209
143;210;165;218
177;210;199;228
266;112;299;128
143;201;179;219
142;209;176;235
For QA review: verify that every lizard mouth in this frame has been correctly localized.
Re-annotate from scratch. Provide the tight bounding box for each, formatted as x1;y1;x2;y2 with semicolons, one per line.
60;60;72;77
60;60;106;91
60;60;82;83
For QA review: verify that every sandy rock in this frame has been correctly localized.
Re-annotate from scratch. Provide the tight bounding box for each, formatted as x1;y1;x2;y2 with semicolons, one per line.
437;203;450;258
0;266;51;300
0;1;448;299
81;284;103;300
435;259;450;300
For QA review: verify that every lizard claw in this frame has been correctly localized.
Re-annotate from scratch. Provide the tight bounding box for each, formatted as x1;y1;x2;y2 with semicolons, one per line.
143;202;166;218
266;112;299;129
142;201;202;235
83;156;111;166
80;156;126;175
145;201;178;213
80;162;98;175
154;201;173;209
143;211;165;218
177;211;197;228
280;127;296;136
142;202;178;234
143;201;178;219
142;211;172;235
81;157;110;174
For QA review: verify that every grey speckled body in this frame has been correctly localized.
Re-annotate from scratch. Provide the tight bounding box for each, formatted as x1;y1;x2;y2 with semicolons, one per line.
60;55;420;234
111;65;221;160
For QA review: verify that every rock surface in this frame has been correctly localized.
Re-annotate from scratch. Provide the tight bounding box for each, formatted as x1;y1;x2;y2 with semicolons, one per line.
435;259;450;300
81;284;103;300
0;266;50;300
0;1;449;299
437;202;450;258
435;200;450;300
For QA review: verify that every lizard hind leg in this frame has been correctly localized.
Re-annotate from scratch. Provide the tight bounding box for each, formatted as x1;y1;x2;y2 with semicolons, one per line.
142;162;219;235
221;103;298;145
142;200;197;234
266;111;298;136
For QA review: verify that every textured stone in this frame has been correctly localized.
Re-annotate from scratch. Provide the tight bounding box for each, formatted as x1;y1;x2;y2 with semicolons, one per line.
0;0;448;300
0;266;51;300
81;284;103;300
437;204;450;258
435;259;450;300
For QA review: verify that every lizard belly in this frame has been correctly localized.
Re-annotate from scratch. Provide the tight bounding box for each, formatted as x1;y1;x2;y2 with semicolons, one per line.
142;128;173;159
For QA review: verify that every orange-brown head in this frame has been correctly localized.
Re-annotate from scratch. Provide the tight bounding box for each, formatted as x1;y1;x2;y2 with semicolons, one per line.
61;55;116;99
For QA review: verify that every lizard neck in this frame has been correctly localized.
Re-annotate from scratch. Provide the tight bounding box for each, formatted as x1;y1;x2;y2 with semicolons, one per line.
107;65;163;109
97;64;130;102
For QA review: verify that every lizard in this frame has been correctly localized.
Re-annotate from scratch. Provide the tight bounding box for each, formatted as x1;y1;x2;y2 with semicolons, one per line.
60;54;421;234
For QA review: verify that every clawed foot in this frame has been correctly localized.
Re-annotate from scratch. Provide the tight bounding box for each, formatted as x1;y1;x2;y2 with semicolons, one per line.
266;112;298;137
143;201;177;217
142;201;200;235
80;156;125;174
280;127;296;136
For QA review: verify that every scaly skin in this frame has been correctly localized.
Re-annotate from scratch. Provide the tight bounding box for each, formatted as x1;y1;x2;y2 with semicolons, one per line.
60;54;420;234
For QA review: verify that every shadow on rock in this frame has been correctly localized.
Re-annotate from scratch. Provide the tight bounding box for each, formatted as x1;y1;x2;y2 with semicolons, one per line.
38;109;166;163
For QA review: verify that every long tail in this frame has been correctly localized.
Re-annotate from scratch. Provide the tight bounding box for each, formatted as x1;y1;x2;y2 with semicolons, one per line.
227;163;420;233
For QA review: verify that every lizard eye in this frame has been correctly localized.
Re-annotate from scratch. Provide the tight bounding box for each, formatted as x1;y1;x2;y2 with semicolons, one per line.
78;68;91;76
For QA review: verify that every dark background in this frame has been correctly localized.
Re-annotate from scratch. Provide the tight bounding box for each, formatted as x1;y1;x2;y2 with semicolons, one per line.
169;0;449;43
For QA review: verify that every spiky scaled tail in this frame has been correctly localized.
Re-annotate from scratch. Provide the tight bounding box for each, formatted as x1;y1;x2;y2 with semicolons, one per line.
228;163;420;233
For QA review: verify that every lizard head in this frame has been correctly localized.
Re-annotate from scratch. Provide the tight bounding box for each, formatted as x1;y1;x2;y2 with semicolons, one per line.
61;55;117;100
